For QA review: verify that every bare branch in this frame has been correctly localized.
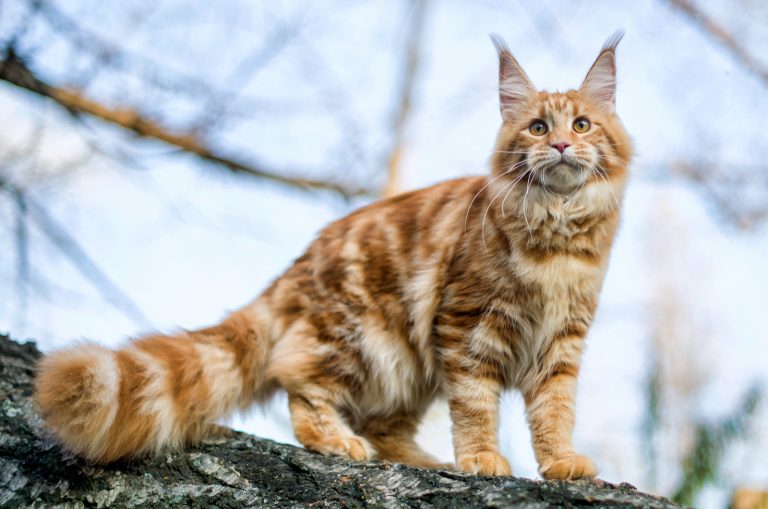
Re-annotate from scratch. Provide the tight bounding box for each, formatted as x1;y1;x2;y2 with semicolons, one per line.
28;0;223;98
0;49;372;198
0;178;152;327
382;0;430;197
13;188;30;332
671;161;768;229
194;22;299;134
665;0;768;86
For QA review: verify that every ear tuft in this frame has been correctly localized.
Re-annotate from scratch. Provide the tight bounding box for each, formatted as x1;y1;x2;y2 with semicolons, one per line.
580;30;624;113
490;34;536;122
601;29;625;54
489;33;510;56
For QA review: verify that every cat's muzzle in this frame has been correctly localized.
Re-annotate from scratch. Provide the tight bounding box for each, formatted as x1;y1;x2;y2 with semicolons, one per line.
539;163;588;194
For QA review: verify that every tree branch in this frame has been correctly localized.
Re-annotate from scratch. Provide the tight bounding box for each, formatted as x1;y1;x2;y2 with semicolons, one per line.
0;178;151;327
0;48;372;198
671;161;768;229
665;0;768;87
0;334;687;509
382;0;430;197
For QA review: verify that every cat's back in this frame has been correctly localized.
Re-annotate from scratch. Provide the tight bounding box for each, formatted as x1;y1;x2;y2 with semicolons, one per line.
259;176;485;415
291;176;485;289
260;174;485;344
316;176;484;251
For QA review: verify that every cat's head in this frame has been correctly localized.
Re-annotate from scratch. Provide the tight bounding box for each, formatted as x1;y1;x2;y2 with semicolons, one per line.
490;32;632;196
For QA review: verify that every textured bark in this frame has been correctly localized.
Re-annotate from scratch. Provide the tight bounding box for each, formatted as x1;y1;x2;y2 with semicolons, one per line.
0;334;686;508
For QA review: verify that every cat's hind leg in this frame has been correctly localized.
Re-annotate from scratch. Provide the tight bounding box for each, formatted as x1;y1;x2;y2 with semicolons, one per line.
288;387;374;462
360;413;452;469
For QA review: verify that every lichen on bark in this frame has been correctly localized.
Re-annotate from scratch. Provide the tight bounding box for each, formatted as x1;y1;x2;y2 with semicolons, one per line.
0;334;688;508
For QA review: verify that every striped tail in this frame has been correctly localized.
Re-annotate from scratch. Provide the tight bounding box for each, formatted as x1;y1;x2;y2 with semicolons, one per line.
34;310;270;463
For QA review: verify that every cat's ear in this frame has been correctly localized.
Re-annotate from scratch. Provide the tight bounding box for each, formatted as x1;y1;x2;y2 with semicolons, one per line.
580;30;624;113
491;34;536;122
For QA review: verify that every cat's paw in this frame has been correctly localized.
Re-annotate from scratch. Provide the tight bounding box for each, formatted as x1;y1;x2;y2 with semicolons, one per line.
204;423;235;438
310;436;374;461
457;450;512;476
540;454;597;480
199;423;235;445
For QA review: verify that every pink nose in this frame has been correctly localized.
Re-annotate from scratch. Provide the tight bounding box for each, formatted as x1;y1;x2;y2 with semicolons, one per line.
551;142;571;153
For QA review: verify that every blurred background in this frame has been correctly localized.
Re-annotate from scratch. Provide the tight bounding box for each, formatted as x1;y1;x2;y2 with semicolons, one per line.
1;0;766;507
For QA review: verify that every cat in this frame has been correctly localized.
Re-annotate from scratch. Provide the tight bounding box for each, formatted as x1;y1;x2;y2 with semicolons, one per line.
34;31;631;480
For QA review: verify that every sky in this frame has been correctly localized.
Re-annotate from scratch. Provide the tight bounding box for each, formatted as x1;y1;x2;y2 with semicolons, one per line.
0;1;766;507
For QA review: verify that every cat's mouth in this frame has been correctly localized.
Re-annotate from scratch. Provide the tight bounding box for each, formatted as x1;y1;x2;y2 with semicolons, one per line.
538;162;588;194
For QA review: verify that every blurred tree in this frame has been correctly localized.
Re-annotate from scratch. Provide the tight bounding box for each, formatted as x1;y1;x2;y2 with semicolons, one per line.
672;385;762;506
663;0;768;230
381;0;430;197
730;488;768;509
642;197;764;506
0;0;434;327
0;1;766;506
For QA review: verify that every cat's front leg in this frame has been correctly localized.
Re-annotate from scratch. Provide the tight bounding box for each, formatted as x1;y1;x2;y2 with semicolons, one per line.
523;361;597;480
445;372;511;476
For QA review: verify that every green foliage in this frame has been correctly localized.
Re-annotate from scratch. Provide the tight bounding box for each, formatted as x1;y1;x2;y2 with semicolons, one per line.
642;354;662;490
671;385;762;506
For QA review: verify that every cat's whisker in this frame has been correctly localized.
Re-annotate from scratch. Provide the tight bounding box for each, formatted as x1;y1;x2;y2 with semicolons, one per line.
481;179;516;252
596;150;621;159
491;149;532;156
537;167;557;199
595;155;622;167
594;152;623;167
473;160;531;237
600;139;626;151
592;166;621;210
477;160;531;245
522;169;536;237
501;171;530;218
504;158;531;172
463;166;518;237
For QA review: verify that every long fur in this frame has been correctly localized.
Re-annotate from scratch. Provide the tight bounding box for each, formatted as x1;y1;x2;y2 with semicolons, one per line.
35;33;631;479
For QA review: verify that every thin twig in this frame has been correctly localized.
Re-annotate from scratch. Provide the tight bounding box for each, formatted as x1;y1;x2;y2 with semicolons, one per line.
0;178;152;327
29;0;228;98
382;0;430;197
671;161;768;229
13;189;30;332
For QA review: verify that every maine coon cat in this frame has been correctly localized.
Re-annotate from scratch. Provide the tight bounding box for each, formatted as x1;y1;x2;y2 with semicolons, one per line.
34;32;631;480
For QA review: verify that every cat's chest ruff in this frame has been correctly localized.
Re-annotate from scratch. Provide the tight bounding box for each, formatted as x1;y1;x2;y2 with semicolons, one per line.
508;240;604;292
502;224;605;366
543;209;586;238
492;257;600;389
507;205;607;282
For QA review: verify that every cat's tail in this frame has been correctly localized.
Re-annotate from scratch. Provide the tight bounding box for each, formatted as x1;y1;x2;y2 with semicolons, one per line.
34;309;272;463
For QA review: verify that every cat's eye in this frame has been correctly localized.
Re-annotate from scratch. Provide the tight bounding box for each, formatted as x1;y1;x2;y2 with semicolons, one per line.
529;121;548;136
573;118;591;133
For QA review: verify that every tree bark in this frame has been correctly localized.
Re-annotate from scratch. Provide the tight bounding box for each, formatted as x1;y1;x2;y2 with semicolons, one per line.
0;334;687;508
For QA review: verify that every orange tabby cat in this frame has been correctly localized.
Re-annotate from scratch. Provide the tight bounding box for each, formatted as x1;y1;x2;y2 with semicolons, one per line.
34;32;631;480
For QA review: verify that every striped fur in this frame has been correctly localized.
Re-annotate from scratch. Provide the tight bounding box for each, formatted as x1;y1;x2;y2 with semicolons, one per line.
34;34;631;479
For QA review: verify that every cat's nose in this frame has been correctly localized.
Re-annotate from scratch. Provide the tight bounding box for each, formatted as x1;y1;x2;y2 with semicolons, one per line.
551;142;571;153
